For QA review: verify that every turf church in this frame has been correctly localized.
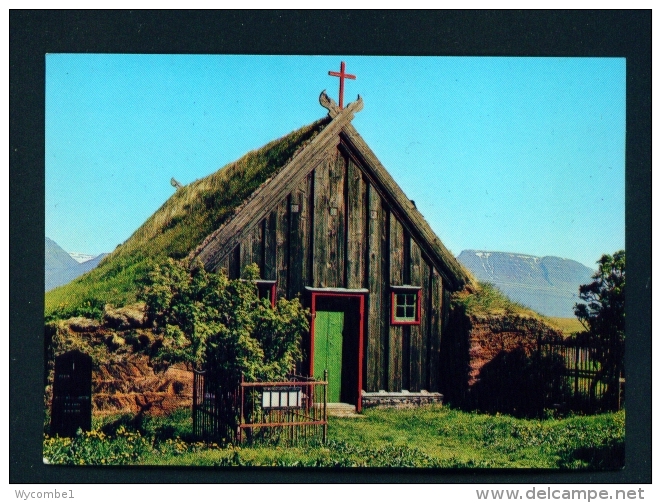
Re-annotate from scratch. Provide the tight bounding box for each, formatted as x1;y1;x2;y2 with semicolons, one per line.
190;64;471;411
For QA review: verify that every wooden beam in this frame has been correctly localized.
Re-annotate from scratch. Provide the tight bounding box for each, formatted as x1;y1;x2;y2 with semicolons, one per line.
228;245;240;279
420;257;431;390
288;173;312;298
263;212;277;281
328;150;346;288
429;268;443;391
346;158;366;289
388;211;404;392
366;184;384;392
313;155;331;287
275;198;289;299
409;238;423;392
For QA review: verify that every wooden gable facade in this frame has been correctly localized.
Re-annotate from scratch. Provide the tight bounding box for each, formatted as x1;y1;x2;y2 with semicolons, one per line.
191;93;470;410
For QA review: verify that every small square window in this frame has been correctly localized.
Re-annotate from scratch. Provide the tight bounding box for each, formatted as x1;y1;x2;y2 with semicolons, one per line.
391;287;421;325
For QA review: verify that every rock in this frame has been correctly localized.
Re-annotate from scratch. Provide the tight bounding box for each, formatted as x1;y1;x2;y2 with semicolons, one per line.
103;302;147;329
66;317;101;332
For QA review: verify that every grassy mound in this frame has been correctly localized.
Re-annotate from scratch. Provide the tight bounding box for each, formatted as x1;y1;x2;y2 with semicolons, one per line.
452;281;541;318
45;118;329;322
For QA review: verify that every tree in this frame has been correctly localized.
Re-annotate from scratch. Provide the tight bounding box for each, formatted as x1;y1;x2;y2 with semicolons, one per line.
139;259;308;382
573;250;625;410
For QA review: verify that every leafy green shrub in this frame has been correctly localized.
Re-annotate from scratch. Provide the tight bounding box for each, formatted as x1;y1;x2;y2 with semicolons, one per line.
139;259;308;383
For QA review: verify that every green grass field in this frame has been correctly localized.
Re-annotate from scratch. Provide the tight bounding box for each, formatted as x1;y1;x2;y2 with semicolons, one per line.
548;317;585;336
44;406;624;469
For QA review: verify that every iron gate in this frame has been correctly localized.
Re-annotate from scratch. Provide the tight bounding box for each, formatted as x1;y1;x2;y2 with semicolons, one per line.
193;370;328;445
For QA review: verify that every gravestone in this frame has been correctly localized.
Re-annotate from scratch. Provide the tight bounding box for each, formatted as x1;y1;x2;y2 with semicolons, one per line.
50;350;92;437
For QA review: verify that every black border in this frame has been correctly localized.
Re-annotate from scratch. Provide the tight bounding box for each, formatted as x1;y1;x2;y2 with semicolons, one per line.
10;10;651;484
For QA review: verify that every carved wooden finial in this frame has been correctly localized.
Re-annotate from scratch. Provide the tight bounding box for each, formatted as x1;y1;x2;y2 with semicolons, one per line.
319;90;340;116
320;90;363;119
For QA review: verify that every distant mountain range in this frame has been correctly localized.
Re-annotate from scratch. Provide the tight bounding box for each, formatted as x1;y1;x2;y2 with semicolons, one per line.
456;250;595;318
45;237;108;291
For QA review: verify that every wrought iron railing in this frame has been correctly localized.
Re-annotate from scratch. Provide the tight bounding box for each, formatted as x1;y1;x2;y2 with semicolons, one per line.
238;371;328;445
192;370;328;445
192;370;239;443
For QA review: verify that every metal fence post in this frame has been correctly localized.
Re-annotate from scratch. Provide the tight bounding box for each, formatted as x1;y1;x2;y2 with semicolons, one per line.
192;371;198;438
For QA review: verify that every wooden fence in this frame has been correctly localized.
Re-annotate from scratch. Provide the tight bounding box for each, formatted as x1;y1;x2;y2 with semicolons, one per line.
193;371;328;445
539;338;624;411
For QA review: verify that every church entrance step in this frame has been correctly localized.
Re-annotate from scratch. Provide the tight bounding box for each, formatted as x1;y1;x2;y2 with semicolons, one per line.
326;402;363;417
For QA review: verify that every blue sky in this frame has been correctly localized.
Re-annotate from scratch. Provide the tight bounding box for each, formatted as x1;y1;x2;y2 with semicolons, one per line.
45;55;625;268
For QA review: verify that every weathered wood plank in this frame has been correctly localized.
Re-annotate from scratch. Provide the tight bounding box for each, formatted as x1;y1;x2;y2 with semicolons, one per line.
263;212;277;281
388;211;404;392
327;149;346;288
288;173;311;298
228;245;241;280
366;184;384;392
312;157;330;287
419;257;431;390
401;229;412;390
429;268;443;392
252;221;263;274
390;215;404;285
379;197;389;391
303;172;314;288
346;159;365;289
239;233;252;272
409;239;423;392
275;198;289;299
239;224;262;273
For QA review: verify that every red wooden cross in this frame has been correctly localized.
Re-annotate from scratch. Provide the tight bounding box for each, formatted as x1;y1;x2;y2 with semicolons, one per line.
328;61;356;110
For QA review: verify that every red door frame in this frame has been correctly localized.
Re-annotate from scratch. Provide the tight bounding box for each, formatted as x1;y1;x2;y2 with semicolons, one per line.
308;291;366;412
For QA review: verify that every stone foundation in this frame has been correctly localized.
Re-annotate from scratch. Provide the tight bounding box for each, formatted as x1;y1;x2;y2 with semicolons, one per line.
361;390;443;409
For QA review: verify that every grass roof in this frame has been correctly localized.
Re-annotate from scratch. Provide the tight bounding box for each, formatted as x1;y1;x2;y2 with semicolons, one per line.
452;281;545;319
46;117;330;321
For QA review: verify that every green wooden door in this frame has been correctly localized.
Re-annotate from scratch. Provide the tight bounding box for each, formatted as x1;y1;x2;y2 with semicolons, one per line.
314;310;344;402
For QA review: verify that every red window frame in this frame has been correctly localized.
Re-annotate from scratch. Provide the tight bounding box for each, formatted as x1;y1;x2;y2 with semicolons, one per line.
390;286;422;325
